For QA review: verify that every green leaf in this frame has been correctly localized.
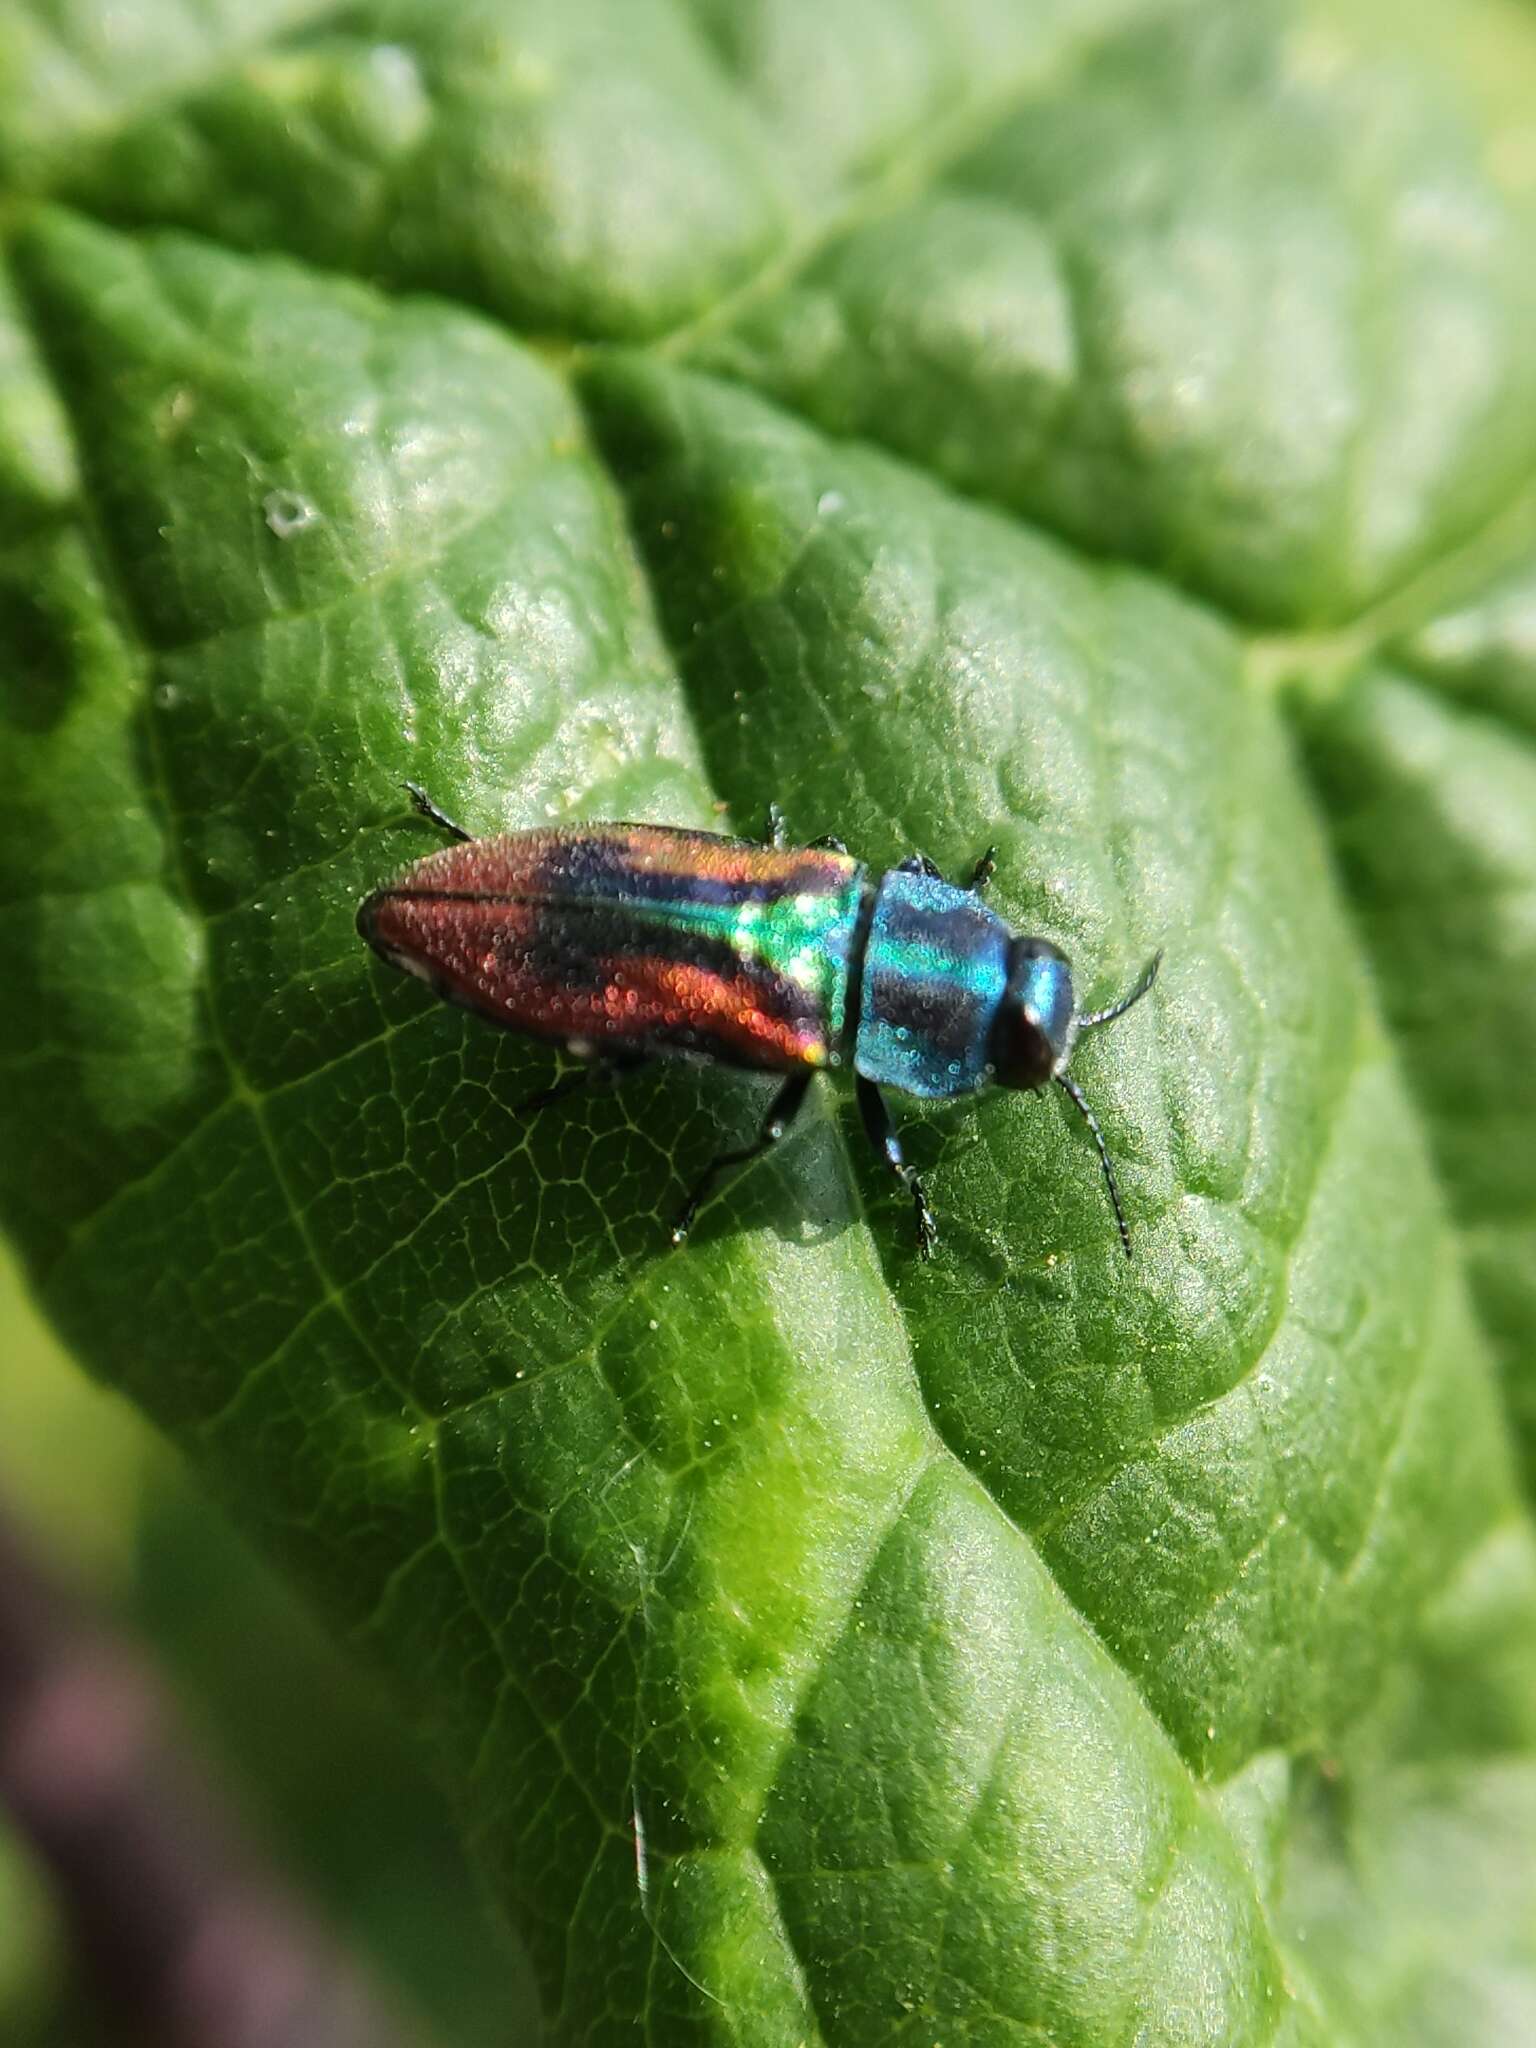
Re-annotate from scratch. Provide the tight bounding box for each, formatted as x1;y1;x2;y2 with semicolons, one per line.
1299;663;1536;1488
690;0;1536;624
2;1;1535;2042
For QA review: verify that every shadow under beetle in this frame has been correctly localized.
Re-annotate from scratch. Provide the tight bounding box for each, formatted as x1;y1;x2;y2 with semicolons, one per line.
357;787;1162;1260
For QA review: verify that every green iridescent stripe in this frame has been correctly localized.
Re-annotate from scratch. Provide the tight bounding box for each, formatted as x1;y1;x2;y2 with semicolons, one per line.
636;880;863;1042
866;932;1007;999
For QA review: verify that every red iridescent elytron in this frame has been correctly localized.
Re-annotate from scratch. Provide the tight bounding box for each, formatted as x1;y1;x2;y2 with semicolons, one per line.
360;822;864;1071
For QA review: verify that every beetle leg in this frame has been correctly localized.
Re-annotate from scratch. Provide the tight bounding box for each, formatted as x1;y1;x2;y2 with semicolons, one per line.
404;780;472;843
807;833;850;855
965;846;998;893
856;1077;937;1258
672;1071;814;1247
896;853;944;880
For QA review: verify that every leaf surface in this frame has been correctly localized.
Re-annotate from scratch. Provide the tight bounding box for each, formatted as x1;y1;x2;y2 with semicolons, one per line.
3;2;1536;2042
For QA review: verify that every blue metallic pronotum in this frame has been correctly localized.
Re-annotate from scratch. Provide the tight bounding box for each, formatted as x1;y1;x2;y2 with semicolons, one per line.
357;787;1162;1259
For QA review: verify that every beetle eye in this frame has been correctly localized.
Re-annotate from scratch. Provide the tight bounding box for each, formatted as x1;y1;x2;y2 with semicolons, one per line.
990;999;1055;1090
990;939;1076;1088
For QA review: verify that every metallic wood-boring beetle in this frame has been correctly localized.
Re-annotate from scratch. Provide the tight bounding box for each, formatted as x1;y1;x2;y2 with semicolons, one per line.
357;787;1161;1259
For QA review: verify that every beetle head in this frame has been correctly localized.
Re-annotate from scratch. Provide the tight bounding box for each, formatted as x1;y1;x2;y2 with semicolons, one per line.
990;938;1078;1090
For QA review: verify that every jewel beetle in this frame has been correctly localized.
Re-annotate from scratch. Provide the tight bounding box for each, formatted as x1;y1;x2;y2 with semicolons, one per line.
357;786;1161;1259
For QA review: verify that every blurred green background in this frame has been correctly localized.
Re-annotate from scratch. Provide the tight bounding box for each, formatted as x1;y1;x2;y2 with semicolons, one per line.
0;1238;539;2044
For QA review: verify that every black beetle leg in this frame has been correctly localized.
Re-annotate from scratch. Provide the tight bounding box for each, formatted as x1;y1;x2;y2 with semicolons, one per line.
807;833;850;855
856;1076;937;1258
404;780;472;843
672;1071;814;1247
896;853;944;881
965;847;998;893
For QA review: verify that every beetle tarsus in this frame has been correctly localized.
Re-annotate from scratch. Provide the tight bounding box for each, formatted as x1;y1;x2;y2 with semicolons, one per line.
857;1076;938;1258
911;1180;938;1260
404;781;472;843
672;1071;814;1247
966;847;998;893
896;853;945;881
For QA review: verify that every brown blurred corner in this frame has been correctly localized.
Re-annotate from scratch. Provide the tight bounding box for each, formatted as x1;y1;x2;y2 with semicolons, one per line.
0;1497;441;2048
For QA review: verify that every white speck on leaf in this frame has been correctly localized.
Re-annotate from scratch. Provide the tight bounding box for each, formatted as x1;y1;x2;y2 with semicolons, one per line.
263;489;320;539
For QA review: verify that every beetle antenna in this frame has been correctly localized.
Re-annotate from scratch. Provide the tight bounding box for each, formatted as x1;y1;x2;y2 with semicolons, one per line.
1078;949;1162;1031
1055;1073;1133;1260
